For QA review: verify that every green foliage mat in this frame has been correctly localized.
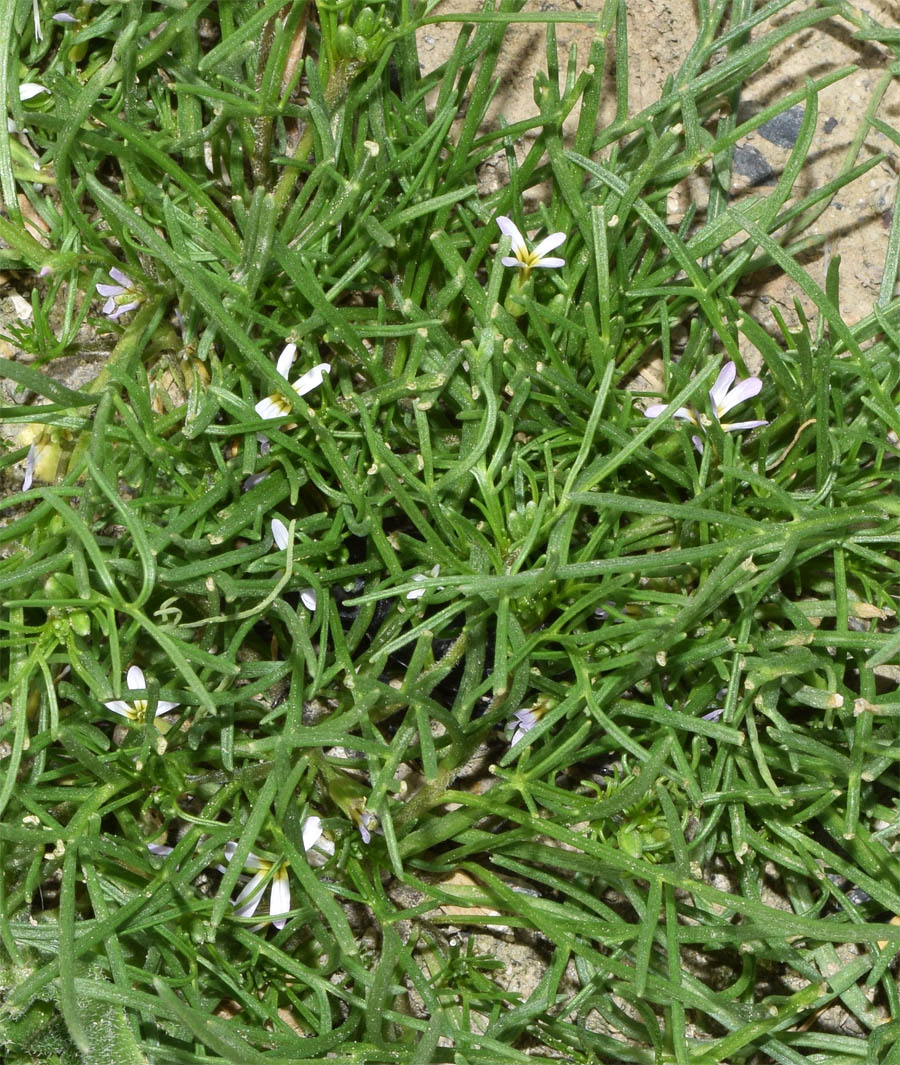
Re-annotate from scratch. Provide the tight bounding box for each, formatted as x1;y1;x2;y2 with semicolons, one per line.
1;0;900;1061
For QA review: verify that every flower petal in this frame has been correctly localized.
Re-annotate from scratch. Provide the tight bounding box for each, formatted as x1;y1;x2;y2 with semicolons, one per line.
358;811;376;845
533;256;565;269
275;342;297;379
406;573;428;600
269;868;291;928
292;362;331;397
531;231;566;258
254;395;281;420
496;215;527;257
18;83;46;101
154;701;180;716
233;873;266;918
709;362;736;408
300;588;317;611
647;404;695;423
500;256;522;268
671;407;697;423
109;267;132;288
271;518;290;551
126;666;145;691
717;376;762;415
96;283;124;298
721;418;768;432
302;816;324;851
224;842;265;868
52;12;79;22
103;700;133;718
23;444;36;492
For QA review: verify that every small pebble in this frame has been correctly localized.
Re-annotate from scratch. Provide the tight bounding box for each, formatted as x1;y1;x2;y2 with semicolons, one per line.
732;144;776;187
758;105;805;149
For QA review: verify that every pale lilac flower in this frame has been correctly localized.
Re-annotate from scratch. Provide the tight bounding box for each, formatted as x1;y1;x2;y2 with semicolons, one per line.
255;342;330;420
406;563;440;600
271;518;317;610
97;267;141;319
357;809;377;844
645;361;767;451
509;707;539;747
496;216;566;278
223;843;291;930
104;665;180;723
52;11;79;23
146;841;174;857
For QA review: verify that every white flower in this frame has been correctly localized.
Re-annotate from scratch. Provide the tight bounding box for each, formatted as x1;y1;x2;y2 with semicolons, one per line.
302;814;335;866
406;563;440;600
255;343;330;420
224;843;291;930
271;518;317;610
97;267;141;319
496;216;566;278
645;361;767;448
52;11;79;23
103;665;180;723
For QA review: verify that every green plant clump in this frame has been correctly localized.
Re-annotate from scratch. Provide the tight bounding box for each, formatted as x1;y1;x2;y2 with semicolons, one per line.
1;0;900;1062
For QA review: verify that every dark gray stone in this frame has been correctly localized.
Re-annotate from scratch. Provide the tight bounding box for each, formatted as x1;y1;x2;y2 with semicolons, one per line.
732;144;776;187
758;105;805;148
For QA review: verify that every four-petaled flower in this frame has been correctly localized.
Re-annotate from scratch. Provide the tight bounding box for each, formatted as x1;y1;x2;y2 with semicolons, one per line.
224;843;292;929
97;267;141;319
496;216;566;280
255;343;330;420
271;518;317;610
104;665;180;724
645;361;767;452
406;563;440;600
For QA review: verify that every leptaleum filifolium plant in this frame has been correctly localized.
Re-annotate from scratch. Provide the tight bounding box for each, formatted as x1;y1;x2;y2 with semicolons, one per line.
1;0;900;1061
